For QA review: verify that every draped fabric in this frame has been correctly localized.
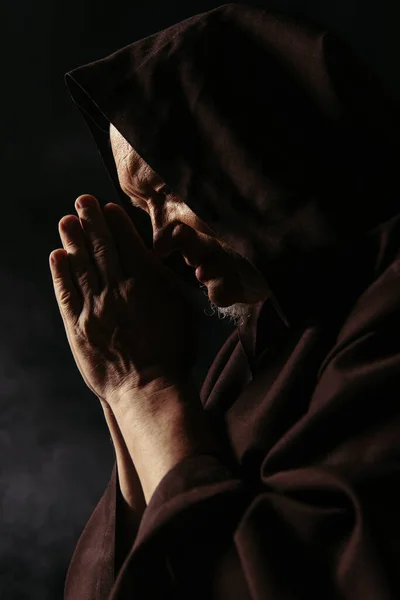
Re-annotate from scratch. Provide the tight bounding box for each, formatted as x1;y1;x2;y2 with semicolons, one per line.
63;4;400;598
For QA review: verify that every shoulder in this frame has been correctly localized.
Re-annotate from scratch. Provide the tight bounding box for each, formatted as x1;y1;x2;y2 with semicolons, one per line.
317;252;400;381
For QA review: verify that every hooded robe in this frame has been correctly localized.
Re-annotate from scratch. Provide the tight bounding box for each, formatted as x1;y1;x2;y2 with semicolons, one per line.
63;4;400;599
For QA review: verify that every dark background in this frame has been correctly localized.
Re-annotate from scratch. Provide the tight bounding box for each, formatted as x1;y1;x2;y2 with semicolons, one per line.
2;1;399;598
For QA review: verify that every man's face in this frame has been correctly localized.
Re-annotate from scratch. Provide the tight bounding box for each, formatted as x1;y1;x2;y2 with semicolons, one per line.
110;124;269;323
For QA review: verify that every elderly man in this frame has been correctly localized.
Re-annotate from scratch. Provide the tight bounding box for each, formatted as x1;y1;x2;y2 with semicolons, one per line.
50;4;400;599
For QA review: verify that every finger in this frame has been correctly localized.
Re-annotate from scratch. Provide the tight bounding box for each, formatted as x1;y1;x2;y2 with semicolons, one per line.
75;195;122;287
102;202;150;278
58;214;101;296
49;248;81;323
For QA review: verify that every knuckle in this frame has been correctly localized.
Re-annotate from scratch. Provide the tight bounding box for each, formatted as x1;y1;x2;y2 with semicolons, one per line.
58;288;74;306
92;239;109;260
64;238;76;251
79;318;92;339
75;267;91;288
52;273;65;286
76;312;92;339
77;311;104;346
120;278;136;300
68;255;92;290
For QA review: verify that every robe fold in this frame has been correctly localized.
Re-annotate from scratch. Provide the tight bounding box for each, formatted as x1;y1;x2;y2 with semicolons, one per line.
63;3;400;598
65;212;400;599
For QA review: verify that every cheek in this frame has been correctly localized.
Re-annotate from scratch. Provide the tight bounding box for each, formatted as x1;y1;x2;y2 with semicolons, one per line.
208;255;244;287
181;205;217;238
195;219;219;238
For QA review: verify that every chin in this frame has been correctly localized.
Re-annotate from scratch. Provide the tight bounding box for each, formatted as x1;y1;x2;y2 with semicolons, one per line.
213;302;253;326
201;278;253;326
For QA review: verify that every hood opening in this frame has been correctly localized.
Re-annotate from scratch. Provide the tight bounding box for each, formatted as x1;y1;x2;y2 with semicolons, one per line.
65;4;400;330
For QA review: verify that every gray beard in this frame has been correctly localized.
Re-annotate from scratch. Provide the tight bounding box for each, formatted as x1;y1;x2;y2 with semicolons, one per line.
199;284;253;327
211;301;253;327
197;244;259;327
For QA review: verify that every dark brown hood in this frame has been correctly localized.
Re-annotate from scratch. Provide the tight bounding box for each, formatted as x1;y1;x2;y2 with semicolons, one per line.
65;3;400;330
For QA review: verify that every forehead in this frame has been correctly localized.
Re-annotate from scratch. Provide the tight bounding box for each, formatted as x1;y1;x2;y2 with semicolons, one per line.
109;124;140;172
109;123;158;189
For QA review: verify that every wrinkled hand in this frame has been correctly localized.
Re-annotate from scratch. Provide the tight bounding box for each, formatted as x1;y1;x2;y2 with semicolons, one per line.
49;194;199;411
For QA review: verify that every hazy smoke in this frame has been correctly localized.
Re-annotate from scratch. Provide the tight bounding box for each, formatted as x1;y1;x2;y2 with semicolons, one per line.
0;263;233;599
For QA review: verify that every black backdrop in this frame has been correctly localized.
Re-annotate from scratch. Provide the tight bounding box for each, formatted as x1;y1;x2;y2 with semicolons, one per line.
2;1;399;598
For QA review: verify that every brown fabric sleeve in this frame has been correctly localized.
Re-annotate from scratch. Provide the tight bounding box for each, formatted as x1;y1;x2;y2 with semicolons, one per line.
64;463;118;600
108;264;400;600
64;461;142;600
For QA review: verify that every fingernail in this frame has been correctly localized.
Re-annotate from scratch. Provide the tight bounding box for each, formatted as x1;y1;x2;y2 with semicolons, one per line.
76;196;94;209
75;197;87;209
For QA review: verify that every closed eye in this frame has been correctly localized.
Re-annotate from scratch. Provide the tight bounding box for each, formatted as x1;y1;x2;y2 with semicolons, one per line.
130;184;172;212
155;183;172;197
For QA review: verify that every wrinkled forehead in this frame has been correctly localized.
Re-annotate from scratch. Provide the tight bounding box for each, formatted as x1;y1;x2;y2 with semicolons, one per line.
109;123;134;168
109;123;155;187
